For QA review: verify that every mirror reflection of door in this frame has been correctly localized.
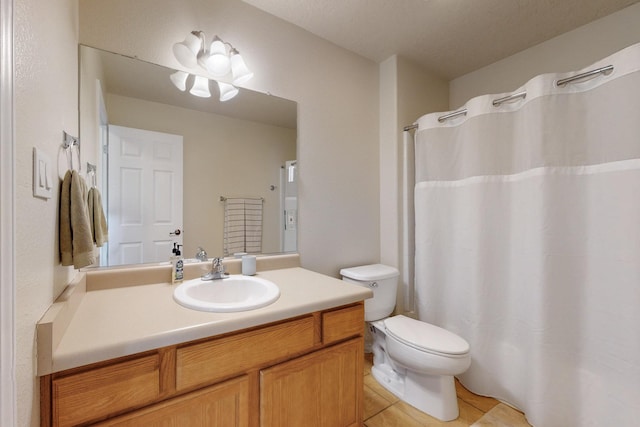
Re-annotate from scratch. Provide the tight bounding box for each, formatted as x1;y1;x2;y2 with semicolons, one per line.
107;125;183;266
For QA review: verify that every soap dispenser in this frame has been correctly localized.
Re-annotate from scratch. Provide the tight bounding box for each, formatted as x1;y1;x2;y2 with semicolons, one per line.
171;243;184;284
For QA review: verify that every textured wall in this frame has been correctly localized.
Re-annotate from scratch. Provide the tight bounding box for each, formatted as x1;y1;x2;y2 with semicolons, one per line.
14;0;78;425
79;0;381;276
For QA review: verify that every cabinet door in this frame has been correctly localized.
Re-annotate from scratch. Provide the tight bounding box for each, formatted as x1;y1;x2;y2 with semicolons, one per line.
94;375;249;427
260;338;363;427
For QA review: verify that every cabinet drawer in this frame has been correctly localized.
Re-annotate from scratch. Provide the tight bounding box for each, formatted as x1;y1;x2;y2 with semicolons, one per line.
176;316;315;391
52;355;160;427
322;304;364;344
94;375;249;426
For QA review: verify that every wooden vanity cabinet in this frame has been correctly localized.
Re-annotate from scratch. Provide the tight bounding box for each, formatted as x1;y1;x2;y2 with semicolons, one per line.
261;338;363;427
40;303;364;427
94;375;250;427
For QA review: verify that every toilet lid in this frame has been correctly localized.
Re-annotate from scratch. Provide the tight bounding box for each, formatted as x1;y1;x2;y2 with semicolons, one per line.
384;315;470;356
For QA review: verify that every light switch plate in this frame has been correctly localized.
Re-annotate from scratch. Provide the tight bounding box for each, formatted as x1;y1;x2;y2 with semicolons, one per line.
33;147;53;199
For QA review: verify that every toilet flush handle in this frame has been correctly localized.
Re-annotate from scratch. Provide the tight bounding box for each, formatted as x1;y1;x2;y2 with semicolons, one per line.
369;281;378;288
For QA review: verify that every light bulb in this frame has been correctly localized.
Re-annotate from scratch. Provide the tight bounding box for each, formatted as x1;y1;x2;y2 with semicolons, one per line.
205;38;231;77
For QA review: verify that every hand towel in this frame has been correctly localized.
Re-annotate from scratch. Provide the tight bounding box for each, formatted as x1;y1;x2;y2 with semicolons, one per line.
88;187;108;247
59;170;96;268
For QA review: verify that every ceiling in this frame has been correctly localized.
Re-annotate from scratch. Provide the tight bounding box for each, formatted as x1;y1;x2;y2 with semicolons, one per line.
90;46;297;129
243;0;639;79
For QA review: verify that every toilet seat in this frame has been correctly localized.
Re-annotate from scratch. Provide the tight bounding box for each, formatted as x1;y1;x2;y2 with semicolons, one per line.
384;315;469;357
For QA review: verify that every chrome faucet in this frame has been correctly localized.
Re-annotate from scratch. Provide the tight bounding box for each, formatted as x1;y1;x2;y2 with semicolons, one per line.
195;246;208;262
201;257;227;280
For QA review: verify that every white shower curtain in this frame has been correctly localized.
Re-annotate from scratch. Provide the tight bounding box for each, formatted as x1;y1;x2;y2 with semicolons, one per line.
414;43;640;427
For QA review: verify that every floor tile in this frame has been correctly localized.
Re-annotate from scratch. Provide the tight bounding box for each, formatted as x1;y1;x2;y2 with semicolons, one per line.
365;404;441;427
364;374;399;404
364;384;393;420
392;401;448;426
391;398;485;427
455;398;486;425
455;379;500;413
362;355;530;427
470;403;531;427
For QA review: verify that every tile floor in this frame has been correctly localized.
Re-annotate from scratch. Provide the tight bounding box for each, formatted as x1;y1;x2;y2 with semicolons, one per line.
363;354;532;427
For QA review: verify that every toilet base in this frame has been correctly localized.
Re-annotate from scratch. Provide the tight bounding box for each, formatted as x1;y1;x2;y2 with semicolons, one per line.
371;363;404;398
404;372;459;421
371;363;459;422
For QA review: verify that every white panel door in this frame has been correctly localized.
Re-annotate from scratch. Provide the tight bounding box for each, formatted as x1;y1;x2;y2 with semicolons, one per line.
108;125;183;266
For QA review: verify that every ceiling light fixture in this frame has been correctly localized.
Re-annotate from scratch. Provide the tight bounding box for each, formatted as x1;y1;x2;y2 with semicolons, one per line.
218;81;239;102
169;71;190;92
190;75;212;98
170;30;253;102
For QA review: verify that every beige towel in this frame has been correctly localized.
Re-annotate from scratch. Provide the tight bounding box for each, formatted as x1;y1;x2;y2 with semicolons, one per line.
88;187;108;247
59;170;96;268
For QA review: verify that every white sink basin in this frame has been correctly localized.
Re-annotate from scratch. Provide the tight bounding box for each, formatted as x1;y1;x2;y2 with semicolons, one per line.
173;275;280;312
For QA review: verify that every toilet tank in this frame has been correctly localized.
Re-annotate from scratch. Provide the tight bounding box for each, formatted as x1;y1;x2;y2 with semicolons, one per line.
340;264;399;321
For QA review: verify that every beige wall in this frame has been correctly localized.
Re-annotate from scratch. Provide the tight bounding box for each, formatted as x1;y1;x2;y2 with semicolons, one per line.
16;1;377;424
379;55;448;313
16;2;640;426
79;0;381;276
450;2;640;108
15;0;78;424
106;93;296;256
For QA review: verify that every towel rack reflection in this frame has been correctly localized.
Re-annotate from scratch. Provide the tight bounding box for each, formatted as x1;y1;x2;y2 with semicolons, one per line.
220;196;264;202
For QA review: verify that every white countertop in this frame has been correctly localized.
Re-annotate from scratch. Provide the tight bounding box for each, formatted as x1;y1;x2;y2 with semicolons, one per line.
42;267;372;374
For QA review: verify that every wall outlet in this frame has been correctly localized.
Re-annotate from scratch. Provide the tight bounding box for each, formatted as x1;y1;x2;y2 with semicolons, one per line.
33;147;53;199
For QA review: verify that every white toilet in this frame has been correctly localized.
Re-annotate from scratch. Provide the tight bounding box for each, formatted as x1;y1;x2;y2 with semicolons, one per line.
341;264;471;421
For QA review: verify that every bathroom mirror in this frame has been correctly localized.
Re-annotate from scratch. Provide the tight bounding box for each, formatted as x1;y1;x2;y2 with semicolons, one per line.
79;45;298;267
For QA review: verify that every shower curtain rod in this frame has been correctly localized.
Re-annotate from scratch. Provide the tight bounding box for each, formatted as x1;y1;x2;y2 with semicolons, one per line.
403;65;615;131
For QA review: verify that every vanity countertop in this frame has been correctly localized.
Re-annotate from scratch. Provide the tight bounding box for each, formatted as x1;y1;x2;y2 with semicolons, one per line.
37;265;372;375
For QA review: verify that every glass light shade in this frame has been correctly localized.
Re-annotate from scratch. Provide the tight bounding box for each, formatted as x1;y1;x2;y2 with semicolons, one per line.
169;71;189;91
230;52;254;85
190;75;211;98
206;39;231;76
172;32;202;68
196;49;210;70
218;81;239;102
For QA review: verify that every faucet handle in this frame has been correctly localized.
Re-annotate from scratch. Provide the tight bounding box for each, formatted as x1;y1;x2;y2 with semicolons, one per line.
212;257;225;273
201;257;228;280
196;247;208;261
